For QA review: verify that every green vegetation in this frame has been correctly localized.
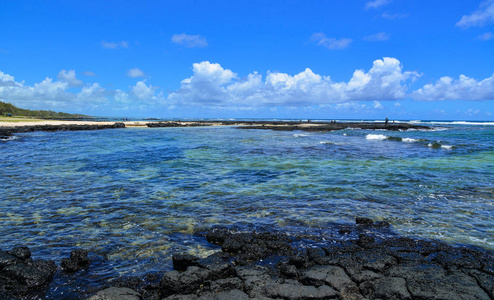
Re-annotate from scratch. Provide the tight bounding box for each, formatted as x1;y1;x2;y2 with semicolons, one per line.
0;101;91;119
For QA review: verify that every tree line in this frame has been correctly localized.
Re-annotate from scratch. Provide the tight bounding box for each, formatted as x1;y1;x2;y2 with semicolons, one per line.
0;101;90;119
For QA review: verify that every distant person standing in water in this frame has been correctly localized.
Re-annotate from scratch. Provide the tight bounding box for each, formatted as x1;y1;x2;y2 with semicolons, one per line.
385;117;389;125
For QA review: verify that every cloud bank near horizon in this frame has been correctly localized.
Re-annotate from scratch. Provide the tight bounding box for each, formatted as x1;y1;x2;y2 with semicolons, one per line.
1;57;493;115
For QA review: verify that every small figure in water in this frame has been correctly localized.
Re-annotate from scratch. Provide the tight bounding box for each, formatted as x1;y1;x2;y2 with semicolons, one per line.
385;117;389;125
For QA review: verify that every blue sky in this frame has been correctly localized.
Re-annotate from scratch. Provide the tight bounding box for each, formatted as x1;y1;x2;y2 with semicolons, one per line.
1;0;493;120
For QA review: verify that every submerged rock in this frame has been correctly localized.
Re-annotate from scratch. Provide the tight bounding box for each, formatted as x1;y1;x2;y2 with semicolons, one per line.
6;217;494;299
61;249;90;272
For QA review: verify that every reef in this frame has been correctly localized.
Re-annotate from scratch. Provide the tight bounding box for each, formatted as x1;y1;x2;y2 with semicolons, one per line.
1;218;492;299
236;122;431;132
146;120;431;132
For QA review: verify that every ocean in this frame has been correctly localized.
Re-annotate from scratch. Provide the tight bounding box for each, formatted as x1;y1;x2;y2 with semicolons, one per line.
1;120;493;293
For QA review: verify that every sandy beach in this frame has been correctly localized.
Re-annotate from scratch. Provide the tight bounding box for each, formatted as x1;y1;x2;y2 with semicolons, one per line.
0;120;147;128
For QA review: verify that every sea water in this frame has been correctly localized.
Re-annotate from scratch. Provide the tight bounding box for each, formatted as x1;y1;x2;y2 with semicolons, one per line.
1;122;493;290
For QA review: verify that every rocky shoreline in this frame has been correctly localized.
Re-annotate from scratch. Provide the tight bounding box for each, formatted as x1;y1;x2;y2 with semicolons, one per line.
2;218;492;299
1;121;430;140
0;123;126;139
147;121;431;132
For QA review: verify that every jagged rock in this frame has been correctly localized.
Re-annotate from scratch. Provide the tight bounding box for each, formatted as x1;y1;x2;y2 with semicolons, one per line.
7;247;31;261
300;265;357;292
386;263;490;299
264;282;337;299
87;287;141;300
207;277;243;293
373;277;411;300
0;247;56;298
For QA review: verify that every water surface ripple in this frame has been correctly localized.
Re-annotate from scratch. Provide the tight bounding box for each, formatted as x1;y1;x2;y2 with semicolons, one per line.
1;124;493;281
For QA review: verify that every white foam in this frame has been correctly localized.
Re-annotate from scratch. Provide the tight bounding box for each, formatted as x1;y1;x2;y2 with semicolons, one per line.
366;134;387;140
441;145;453;150
416;121;494;126
0;136;18;141
402;138;418;143
293;133;309;137
320;141;346;145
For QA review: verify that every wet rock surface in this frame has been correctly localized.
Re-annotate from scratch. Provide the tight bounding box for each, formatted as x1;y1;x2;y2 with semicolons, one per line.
90;218;493;300
2;218;493;299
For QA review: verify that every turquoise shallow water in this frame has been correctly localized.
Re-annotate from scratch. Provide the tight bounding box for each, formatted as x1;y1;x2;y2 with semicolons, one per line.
1;123;493;281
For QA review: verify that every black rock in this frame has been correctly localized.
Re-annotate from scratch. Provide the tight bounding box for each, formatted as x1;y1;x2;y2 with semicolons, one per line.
61;249;90;272
172;254;199;272
0;247;57;298
7;247;31;261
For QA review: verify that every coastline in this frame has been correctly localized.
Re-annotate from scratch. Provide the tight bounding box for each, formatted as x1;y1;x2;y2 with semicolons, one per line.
2;219;493;299
0;120;431;139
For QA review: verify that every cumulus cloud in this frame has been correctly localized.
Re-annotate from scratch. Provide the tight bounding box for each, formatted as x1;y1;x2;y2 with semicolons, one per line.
0;75;72;109
127;68;146;78
0;70;164;111
412;74;494;101
456;0;494;28
76;83;108;104
364;32;390;41
366;0;393;9
171;33;208;48
131;80;164;103
311;33;352;50
168;58;420;106
58;69;83;87
101;40;129;49
0;71;17;87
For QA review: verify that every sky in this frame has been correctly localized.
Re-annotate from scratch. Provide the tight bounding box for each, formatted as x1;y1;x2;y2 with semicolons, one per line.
1;0;493;120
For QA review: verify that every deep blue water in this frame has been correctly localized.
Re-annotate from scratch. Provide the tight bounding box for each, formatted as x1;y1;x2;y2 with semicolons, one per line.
1;122;493;294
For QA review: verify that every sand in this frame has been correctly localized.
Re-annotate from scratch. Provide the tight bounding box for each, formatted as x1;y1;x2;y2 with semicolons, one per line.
0;120;148;128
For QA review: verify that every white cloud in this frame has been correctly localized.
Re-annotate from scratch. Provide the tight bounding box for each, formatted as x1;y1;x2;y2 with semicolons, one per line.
478;32;494;40
412;74;494;101
456;0;494;28
364;32;390;42
373;101;383;109
0;70;164;111
171;33;208;48
168;58;420;106
76;83;108;104
127;68;146;78
366;0;392;9
101;40;129;49
0;71;17;87
131;80;164;104
0;75;72;109
58;69;83;87
311;33;352;50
